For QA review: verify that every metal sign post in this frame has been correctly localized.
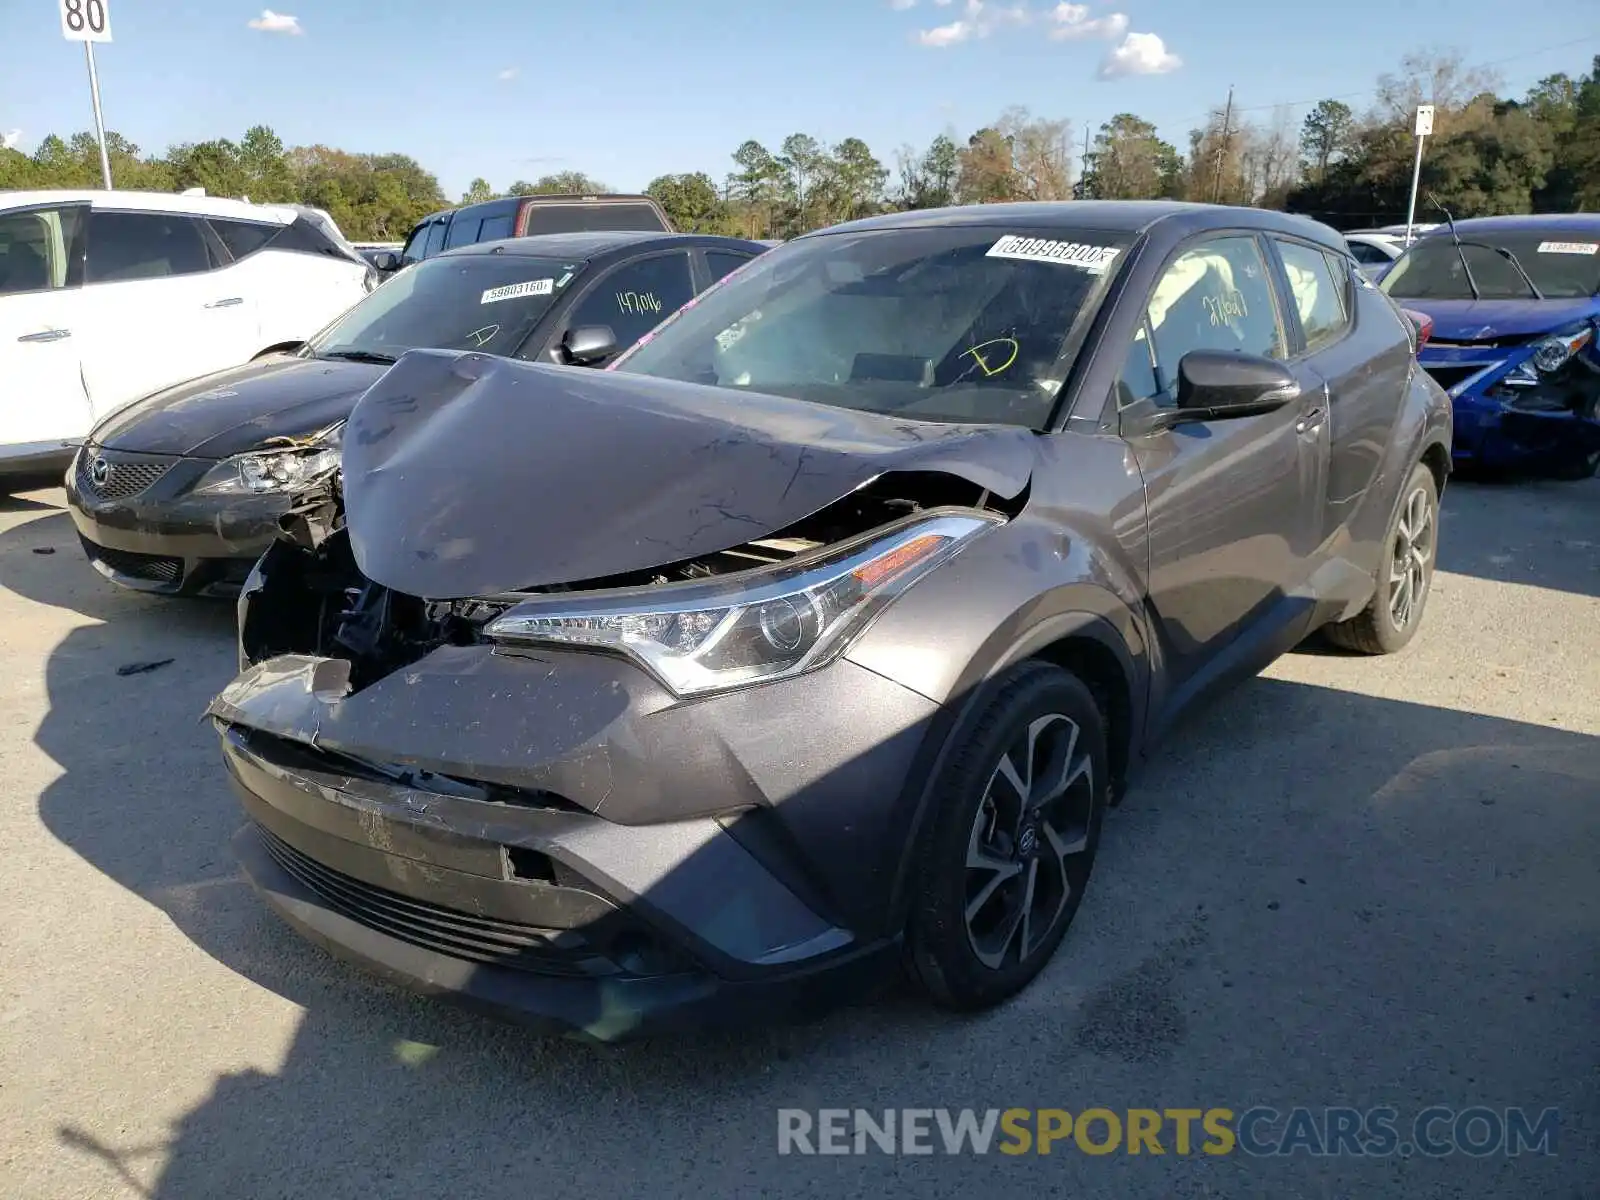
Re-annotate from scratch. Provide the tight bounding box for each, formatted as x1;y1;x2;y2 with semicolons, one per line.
1403;104;1433;248
58;0;114;190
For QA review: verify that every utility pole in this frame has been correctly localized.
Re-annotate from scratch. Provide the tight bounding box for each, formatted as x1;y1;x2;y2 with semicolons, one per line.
1211;85;1234;205
1080;123;1091;197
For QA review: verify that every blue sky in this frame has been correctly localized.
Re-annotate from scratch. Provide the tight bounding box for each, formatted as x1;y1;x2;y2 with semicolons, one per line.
3;0;1598;200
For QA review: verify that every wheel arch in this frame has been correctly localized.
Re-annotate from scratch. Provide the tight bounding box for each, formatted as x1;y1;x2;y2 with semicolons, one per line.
882;608;1147;933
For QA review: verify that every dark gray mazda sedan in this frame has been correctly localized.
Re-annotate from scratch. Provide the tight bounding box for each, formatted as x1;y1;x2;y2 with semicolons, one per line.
208;201;1452;1041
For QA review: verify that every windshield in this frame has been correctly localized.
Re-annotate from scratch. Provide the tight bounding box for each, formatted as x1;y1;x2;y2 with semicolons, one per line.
309;254;584;360
1382;231;1600;300
612;225;1129;427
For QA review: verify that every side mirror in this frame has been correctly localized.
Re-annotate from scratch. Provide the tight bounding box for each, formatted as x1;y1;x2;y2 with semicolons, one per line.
371;251;401;272
1173;350;1300;421
561;325;618;367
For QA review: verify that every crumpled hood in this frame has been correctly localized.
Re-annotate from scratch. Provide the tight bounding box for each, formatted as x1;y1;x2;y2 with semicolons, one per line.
1404;298;1600;343
341;349;1037;599
91;355;388;458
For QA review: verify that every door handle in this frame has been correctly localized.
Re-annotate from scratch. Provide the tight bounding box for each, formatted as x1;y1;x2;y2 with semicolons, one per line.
205;297;244;309
17;328;71;342
1295;404;1327;434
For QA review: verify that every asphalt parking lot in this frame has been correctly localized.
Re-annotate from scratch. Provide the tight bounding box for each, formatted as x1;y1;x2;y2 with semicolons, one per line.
0;476;1595;1199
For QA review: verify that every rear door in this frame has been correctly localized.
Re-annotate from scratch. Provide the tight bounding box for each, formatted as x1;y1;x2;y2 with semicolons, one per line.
0;203;92;450
1268;235;1407;540
77;208;256;418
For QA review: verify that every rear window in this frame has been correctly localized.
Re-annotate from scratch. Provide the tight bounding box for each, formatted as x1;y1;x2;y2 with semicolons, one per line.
209;218;279;260
520;202;670;235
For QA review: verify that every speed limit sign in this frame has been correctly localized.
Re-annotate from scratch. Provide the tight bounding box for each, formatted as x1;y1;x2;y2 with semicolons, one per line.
59;0;112;42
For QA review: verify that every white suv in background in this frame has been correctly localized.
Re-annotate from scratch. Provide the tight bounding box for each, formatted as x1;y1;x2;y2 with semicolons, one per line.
0;190;375;489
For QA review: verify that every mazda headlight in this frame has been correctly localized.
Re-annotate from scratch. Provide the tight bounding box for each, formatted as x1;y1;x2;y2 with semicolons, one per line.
484;512;999;697
1531;326;1594;375
193;422;344;496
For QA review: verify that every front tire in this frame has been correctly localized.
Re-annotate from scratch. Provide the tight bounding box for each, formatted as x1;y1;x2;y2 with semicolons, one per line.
1324;460;1439;655
906;660;1109;1012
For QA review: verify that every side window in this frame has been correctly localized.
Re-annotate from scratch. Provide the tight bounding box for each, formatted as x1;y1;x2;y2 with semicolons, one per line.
705;250;753;284
1276;239;1350;353
209;218;279;260
444;216;482;250
477;214;514;242
567;253;695;349
86;211;212;283
1348;241;1389;265
0;206;85;295
1142;235;1285;402
422;220;448;258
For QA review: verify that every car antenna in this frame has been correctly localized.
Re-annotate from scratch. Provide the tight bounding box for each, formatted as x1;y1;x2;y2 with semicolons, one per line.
1427;192;1480;301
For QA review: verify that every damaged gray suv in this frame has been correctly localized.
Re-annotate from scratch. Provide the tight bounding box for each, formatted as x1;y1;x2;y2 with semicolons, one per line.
207;202;1453;1041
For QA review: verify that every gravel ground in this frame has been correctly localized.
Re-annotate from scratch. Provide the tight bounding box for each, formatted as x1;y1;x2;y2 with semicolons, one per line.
0;476;1595;1200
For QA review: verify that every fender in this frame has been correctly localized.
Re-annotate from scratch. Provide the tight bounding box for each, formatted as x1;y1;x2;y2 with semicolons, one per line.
878;603;1146;934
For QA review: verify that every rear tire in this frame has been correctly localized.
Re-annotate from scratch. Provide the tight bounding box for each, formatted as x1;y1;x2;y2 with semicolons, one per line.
905;660;1109;1012
1324;460;1439;655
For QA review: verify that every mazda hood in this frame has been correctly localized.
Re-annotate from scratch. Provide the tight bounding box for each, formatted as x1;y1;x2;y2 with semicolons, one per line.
1399;298;1600;344
90;355;389;458
340;349;1037;599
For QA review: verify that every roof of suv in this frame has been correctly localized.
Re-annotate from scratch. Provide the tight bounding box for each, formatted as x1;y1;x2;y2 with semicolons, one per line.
437;231;764;261
1;188;304;224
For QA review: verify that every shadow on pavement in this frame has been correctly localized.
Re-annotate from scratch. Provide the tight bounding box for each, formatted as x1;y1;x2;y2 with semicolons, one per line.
6;489;1597;1198
1436;476;1598;599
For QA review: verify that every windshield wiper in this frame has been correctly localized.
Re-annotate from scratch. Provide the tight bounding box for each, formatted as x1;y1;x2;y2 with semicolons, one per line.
316;349;398;365
1427;195;1481;301
1461;241;1544;300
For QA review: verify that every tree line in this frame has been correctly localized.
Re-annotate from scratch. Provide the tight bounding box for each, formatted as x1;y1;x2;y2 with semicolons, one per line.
3;50;1595;243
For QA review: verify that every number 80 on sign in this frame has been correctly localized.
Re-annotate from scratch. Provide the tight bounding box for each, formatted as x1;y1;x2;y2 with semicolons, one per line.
59;0;113;42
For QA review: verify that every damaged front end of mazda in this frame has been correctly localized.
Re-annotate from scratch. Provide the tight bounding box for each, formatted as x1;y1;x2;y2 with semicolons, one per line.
206;348;1035;1041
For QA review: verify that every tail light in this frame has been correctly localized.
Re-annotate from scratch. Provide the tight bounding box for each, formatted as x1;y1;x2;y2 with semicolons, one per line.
1402;308;1433;349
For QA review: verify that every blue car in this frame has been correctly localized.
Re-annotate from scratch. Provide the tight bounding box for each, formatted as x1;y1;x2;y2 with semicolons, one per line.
1381;214;1600;479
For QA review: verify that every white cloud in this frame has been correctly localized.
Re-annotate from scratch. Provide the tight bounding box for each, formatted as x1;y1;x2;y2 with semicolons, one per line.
496;67;519;80
1;130;21;152
1050;4;1129;40
889;0;916;9
246;10;302;35
915;0;1027;46
1098;31;1181;78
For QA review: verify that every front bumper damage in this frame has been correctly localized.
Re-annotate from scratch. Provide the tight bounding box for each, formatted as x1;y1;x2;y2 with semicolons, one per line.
1418;338;1600;476
210;539;943;1040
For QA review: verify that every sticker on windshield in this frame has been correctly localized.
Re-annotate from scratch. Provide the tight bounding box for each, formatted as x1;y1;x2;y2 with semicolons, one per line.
987;235;1120;273
555;271;574;288
1536;241;1599;256
481;278;554;304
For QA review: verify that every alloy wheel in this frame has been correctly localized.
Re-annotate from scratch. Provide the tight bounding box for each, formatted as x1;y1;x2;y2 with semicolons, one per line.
1389;484;1434;631
964;713;1096;970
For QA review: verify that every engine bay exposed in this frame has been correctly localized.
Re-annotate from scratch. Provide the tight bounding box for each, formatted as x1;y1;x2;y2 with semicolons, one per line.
240;470;1024;692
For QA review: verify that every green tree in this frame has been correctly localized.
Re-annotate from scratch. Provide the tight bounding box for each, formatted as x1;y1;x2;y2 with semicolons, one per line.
645;171;726;232
1300;99;1356;183
956;127;1016;204
1082;113;1182;200
460;177;496;205
510;170;610;195
727;140;784;237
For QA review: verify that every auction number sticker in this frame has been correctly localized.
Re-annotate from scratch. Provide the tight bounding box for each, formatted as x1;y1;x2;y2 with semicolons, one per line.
1536;241;1599;255
481;278;554;304
987;235;1120;273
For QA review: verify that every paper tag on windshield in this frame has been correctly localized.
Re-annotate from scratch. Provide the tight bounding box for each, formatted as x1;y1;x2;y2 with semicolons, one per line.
481;278;554;304
987;235;1120;274
1536;241;1599;256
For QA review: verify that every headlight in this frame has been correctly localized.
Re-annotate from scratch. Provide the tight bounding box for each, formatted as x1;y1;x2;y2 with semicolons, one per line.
192;423;343;496
1531;326;1594;375
484;512;1000;697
